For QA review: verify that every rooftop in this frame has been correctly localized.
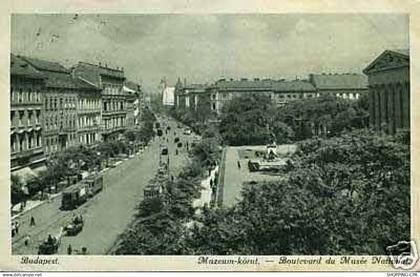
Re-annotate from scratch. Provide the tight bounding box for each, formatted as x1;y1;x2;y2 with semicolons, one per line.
272;80;316;92
19;55;70;74
10;54;44;79
309;73;368;90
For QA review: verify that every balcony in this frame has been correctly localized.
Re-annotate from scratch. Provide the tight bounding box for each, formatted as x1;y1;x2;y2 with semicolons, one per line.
11;146;44;160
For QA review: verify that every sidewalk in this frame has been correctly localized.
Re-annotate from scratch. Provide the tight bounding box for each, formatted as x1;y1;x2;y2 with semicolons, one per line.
192;165;219;213
11;192;62;221
11;149;147;221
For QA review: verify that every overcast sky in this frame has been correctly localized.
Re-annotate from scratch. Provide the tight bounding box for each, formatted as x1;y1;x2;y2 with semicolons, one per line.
11;14;408;93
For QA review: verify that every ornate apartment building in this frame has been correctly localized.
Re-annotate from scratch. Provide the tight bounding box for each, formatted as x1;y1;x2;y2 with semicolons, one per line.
75;80;102;145
73;62;128;141
10;54;45;171
363;49;410;134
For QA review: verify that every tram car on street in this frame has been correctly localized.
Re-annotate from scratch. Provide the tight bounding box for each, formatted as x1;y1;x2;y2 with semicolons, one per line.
83;173;104;197
61;182;89;210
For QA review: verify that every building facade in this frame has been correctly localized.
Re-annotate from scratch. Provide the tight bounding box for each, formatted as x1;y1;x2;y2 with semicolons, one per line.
10;54;45;171
271;80;317;106
76;80;102;146
363;49;410;134
19;56;80;156
73;62;128;141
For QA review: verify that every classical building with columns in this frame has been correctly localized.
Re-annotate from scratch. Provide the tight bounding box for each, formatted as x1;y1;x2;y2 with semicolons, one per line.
363;49;410;134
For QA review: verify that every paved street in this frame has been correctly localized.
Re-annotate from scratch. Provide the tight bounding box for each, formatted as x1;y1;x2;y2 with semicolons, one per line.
221;145;296;207
12;117;195;255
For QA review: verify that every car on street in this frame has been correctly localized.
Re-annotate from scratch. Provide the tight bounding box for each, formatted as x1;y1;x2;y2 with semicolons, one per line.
184;128;192;135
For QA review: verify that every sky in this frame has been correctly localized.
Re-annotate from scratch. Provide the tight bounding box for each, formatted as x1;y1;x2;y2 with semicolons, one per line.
11;14;409;93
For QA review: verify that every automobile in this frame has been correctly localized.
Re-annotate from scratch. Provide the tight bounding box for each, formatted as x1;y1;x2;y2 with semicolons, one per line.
157;129;163;136
38;228;63;255
174;137;180;143
161;147;168;155
184;128;192;135
177;142;183;148
64;215;84;236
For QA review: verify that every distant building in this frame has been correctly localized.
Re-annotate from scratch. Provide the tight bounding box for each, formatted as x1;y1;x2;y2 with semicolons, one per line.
271;80;317;106
162;87;175;107
363;49;410;134
123;81;141;127
207;78;273;114
309;73;368;99
10;54;45;172
175;81;208;111
73;62;127;141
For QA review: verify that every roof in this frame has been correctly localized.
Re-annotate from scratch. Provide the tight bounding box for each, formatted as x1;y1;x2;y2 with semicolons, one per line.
309;73;368;90
78;62;125;79
10;54;44;79
125;81;140;91
19;55;70;74
391;49;409;56
272;80;316;92
215;79;274;90
363;49;410;74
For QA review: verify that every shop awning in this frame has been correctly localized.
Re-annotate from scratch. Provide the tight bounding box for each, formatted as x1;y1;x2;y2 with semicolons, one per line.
12;167;37;185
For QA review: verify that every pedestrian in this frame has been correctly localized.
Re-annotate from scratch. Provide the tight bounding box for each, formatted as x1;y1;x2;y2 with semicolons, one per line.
208;167;211;176
237;160;241;169
11;222;15;237
67;244;72;255
81;247;88;255
30;216;35;226
210;178;214;188
24;235;30;246
15;221;19;235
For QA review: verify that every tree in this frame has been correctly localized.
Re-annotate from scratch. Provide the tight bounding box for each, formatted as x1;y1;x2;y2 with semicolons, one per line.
219;94;276;146
185;130;410;255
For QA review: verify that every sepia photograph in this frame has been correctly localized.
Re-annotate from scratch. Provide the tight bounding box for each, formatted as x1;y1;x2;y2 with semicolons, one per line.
6;9;415;270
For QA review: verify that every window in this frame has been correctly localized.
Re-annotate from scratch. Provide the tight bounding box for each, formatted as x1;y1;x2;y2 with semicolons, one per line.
212;103;216;110
27;111;32;125
28;89;32;102
10;111;15;125
35;110;40;124
19;111;24;126
18;89;23;103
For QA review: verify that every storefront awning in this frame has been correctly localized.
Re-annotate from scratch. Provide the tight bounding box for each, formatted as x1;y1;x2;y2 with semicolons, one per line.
12;167;37;185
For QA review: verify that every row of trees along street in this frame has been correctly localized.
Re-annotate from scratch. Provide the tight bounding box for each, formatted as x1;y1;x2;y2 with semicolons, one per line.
11;108;157;207
114;128;221;254
115;92;409;255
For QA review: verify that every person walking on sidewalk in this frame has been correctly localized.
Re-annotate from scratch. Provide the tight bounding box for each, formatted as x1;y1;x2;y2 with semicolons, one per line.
30;216;36;226
67;244;72;255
